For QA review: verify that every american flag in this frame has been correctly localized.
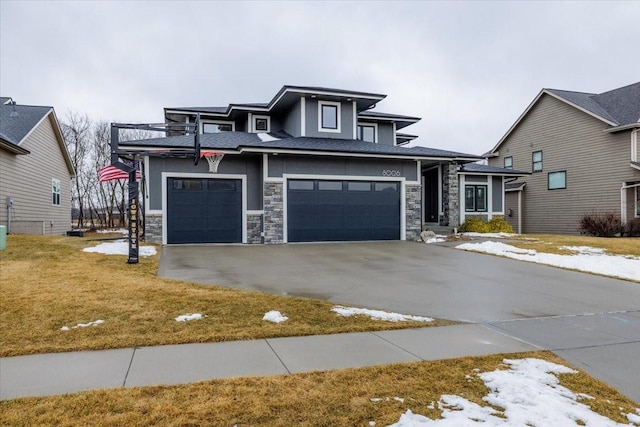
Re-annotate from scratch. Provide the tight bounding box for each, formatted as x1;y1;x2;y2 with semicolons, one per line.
98;165;142;183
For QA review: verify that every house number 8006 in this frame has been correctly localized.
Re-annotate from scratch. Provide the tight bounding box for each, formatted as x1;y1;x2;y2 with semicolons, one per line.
382;170;401;177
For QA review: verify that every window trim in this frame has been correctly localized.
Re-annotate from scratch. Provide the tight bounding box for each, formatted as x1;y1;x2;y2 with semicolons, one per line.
253;115;270;133
357;122;378;143
201;120;235;133
318;100;341;133
464;184;487;213
504;156;513;170
532;150;543;173
52;178;61;206
548;171;567;190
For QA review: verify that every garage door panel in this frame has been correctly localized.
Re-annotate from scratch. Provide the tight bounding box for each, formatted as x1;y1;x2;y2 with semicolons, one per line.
287;179;400;243
167;178;242;244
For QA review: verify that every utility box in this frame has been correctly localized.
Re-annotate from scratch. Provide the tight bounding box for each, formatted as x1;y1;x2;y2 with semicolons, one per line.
0;225;6;250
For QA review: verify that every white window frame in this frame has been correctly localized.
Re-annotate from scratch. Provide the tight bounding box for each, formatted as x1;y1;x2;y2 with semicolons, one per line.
201;120;235;134
52;178;61;206
252;115;271;133
504;156;513;170
318;100;341;133
357;122;378;143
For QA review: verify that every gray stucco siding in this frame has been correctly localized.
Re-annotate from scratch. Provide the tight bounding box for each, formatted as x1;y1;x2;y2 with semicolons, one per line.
283;99;302;137
377;123;394;146
147;154;262;211
492;176;502;212
267;155;418;181
304;99;355;139
488;94;640;234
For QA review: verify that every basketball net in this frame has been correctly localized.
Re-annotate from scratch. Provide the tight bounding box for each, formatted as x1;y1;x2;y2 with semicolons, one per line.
201;151;224;173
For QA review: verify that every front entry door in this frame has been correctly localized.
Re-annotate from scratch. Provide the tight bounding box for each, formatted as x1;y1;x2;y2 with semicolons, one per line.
424;168;439;223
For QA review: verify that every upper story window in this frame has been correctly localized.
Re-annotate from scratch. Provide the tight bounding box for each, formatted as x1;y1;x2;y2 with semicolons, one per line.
504;156;513;170
548;171;566;190
52;179;61;206
357;123;377;143
202;121;234;133
318;100;341;133
253;115;270;133
532;150;543;172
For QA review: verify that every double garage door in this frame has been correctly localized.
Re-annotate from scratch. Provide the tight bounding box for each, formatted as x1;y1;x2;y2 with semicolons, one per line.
287;179;400;242
166;177;401;244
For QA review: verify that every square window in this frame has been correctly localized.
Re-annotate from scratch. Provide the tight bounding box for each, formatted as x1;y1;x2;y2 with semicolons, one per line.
465;185;487;212
318;101;341;133
52;179;61;206
357;125;376;143
504;156;513;170
548;171;566;190
348;182;371;191
253;116;270;132
255;118;268;131
532;151;543;172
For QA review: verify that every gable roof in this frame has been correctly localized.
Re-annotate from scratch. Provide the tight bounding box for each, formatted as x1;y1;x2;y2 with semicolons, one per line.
0;99;75;174
488;82;640;154
119;131;481;162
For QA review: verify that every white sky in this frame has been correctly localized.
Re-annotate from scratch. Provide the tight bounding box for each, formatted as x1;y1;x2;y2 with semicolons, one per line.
1;1;639;155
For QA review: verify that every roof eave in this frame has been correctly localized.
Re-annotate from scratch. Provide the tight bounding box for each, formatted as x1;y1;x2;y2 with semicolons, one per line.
0;138;30;154
605;122;640;133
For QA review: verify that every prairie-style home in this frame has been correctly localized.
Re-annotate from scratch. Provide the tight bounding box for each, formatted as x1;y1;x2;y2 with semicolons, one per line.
486;82;640;234
118;85;520;244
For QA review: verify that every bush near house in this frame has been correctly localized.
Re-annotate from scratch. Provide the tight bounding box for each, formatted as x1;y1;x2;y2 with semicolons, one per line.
459;217;514;233
579;212;623;237
624;217;640;237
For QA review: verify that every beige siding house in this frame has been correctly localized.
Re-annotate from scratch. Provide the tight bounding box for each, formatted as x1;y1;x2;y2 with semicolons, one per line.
486;82;640;234
0;98;74;235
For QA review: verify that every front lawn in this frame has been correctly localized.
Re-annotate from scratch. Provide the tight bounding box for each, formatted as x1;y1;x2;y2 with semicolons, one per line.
1;351;637;426
0;235;448;357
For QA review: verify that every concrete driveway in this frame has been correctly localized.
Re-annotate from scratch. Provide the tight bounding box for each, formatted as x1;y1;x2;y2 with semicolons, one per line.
159;241;640;402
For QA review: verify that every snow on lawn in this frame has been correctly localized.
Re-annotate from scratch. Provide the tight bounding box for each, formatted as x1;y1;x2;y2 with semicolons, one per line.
263;310;288;323
332;306;434;323
424;236;446;244
83;239;157;257
175;313;205;322
456;241;640;282
462;232;518;239
387;358;640;427
96;228;128;235
60;319;104;331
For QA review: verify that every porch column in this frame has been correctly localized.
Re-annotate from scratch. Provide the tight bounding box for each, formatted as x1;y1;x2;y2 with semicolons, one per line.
441;162;460;227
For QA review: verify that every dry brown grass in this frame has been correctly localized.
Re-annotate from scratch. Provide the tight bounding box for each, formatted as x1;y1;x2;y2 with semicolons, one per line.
509;234;640;257
0;234;449;357
1;351;637;426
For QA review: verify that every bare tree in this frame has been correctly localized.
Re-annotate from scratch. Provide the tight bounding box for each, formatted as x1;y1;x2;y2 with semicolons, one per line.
61;112;92;228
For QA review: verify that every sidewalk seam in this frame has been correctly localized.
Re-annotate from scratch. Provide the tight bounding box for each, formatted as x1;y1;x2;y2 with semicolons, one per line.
369;332;425;361
264;339;291;374
122;347;137;387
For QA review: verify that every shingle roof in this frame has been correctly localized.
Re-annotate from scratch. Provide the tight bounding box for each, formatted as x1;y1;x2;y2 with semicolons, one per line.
460;163;530;175
1;97;11;105
0;102;52;145
505;181;526;191
358;111;420;121
547;82;640;126
120;132;481;161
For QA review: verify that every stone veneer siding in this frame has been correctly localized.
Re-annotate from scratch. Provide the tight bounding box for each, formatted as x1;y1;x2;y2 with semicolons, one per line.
263;181;284;244
145;214;163;243
247;213;263;244
441;163;460;227
405;184;422;241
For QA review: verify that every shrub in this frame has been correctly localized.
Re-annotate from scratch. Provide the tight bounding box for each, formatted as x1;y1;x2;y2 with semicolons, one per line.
579;212;622;237
459;217;514;233
624;217;640;237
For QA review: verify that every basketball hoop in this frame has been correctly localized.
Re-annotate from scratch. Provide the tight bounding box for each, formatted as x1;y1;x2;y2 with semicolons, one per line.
202;151;225;173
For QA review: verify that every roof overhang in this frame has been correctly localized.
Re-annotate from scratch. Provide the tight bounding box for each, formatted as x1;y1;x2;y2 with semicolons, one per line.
0;138;30;154
631;162;640;171
505;182;527;192
605;122;640;133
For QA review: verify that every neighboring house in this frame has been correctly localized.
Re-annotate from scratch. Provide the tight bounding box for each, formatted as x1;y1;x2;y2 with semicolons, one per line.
486;82;640;234
118;85;517;245
0;97;74;235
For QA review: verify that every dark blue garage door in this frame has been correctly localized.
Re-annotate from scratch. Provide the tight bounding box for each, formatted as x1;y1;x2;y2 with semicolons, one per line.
167;178;242;244
287;180;400;242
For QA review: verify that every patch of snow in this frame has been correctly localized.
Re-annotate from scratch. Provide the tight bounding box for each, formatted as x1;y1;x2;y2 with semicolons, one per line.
83;239;157;257
371;398;384;403
462;232;518;239
257;132;280;142
263;310;288;323
560;245;606;255
96;228;128;235
424;236;446;244
60;319;104;330
332;306;434;323
627;410;640;424
175;313;204;322
394;397;405;403
387;358;639;427
456;241;640;282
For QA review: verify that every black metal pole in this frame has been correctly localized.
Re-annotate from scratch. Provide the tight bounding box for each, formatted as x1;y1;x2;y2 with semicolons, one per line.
127;170;139;264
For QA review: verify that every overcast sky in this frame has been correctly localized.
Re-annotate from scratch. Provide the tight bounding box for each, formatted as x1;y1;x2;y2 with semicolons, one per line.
2;0;639;155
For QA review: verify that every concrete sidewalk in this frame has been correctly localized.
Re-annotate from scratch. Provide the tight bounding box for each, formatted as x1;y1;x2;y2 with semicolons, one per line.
0;324;537;401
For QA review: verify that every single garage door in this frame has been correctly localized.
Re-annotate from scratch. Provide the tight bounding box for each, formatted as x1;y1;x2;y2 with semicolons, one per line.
287;179;400;242
167;177;242;244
